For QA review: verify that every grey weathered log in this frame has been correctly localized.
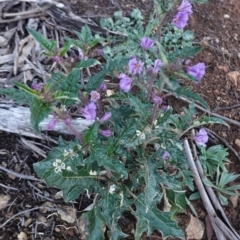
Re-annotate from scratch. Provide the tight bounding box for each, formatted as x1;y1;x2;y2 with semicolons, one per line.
0;103;93;140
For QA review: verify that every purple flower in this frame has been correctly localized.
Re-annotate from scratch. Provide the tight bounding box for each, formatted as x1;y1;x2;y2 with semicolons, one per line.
78;48;84;59
65;118;71;125
187;63;206;81
81;102;97;120
153;95;163;105
194;128;208;147
178;0;193;14
31;83;42;91
172;11;189;29
161;105;169;111
141;37;154;50
98;49;104;55
90;91;100;102
100;112;112;122
100;83;107;91
118;73;133;92
99;129;112;137
153;59;164;74
53;55;60;63
162;151;170;160
48;118;58;130
128;57;144;75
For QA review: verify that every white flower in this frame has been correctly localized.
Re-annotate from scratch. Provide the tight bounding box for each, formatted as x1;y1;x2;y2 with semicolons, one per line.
66;166;72;171
109;185;116;194
89;170;97;176
52;159;65;173
140;133;145;140
136;130;142;136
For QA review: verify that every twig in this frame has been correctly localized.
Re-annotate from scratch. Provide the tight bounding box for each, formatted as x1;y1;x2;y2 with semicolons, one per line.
212;104;240;113
0;206;57;228
163;89;240;128
0;183;18;191
0;165;44;182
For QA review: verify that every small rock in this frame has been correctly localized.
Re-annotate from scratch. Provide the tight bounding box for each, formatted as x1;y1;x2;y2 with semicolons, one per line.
0;194;10;210
7;173;16;180
235;139;240;148
40;201;54;213
17;232;28;240
223;14;230;18
24;218;32;227
54;227;61;233
38;215;48;224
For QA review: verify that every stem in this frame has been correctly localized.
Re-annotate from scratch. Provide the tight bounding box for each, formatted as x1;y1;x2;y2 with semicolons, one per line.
149;103;158;126
67;124;84;143
147;73;156;101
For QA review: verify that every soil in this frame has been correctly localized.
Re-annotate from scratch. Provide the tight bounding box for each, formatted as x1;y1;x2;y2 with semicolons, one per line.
1;0;240;239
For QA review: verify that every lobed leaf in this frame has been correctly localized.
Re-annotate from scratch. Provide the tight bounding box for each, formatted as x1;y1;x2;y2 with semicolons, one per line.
27;28;56;53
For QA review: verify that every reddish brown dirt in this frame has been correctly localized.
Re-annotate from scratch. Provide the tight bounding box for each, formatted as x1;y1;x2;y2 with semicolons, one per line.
1;0;240;239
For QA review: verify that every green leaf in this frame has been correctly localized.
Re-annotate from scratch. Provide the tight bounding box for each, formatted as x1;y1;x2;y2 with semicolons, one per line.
60;68;81;94
47;72;65;91
30;98;52;133
27;28;56;53
175;87;209;109
141;158;162;211
0;87;33;105
59;41;71;56
86;69;107;92
84;122;99;143
90;144;128;178
133;194;185;239
75;59;96;69
14;81;40;98
99;190;129;240
74;25;93;45
195;116;229;128
168;46;202;61
34;138;100;201
80;206;106;240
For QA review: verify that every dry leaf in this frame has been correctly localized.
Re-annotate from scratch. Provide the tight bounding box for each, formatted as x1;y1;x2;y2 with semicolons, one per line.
186;214;205;240
0;194;11;210
58;206;76;223
235;139;240;148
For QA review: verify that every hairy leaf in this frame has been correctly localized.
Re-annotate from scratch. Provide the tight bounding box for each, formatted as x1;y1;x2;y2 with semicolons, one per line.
133;194;185;239
30;98;52;133
0;87;33;105
27;28;56;53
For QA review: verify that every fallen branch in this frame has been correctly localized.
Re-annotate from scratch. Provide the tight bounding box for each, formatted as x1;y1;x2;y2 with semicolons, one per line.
0;103;93;140
0;165;44;182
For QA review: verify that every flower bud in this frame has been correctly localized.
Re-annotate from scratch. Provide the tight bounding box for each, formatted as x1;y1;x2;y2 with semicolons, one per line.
48;118;58;130
100;112;112;122
99;129;112;137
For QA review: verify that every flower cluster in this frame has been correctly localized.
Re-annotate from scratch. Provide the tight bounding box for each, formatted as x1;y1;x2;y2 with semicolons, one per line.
172;0;192;29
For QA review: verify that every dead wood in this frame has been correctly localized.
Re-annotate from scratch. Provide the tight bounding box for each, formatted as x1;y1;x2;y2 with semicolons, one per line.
0;103;93;140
